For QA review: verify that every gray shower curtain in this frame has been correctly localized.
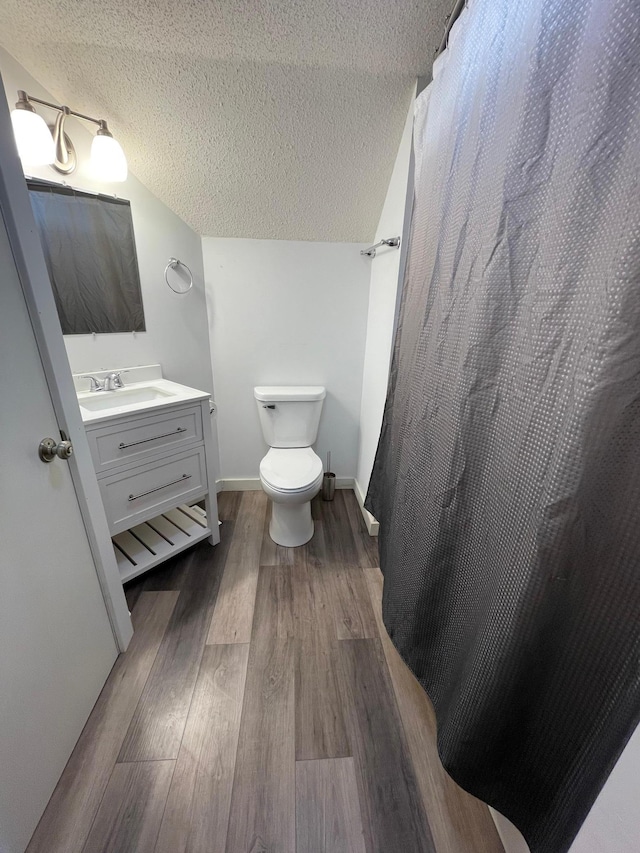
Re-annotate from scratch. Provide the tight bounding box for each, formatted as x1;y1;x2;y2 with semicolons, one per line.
365;2;640;852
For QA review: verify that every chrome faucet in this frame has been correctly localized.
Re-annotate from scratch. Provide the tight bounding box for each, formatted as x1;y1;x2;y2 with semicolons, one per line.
103;372;124;391
81;371;125;392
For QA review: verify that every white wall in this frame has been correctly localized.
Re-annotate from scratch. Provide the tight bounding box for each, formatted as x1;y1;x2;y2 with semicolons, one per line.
355;97;414;509
0;48;215;403
202;238;370;484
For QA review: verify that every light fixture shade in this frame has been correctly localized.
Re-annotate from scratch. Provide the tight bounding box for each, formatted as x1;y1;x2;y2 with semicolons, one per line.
90;133;128;182
10;108;55;166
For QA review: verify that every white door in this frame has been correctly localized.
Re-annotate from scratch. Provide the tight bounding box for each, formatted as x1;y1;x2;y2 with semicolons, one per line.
0;195;118;848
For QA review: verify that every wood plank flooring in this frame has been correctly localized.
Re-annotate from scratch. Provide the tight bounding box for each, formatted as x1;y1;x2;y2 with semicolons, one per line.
224;564;296;852
27;489;504;853
293;525;351;761
82;760;174;853
207;490;267;644
296;758;366;853
155;643;249;853
119;524;234;762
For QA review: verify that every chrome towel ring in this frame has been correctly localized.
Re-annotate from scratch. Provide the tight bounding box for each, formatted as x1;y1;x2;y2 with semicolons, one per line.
164;257;193;294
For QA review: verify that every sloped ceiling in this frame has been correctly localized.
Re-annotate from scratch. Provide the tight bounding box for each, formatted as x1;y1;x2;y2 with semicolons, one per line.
0;1;450;241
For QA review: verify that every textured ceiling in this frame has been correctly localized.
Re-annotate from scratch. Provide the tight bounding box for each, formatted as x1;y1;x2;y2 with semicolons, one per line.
0;1;450;241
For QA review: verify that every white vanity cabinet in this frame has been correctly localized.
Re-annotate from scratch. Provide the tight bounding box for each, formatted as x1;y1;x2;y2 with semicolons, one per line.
77;368;220;584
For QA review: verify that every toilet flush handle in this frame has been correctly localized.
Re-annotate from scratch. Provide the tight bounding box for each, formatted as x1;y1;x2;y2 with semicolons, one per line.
263;404;275;409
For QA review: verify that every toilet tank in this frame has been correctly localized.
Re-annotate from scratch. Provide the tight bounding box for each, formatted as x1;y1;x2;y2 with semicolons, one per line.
254;386;326;447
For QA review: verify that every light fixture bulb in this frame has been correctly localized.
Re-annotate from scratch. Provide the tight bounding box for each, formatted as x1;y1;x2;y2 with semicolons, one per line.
10;106;55;166
90;126;128;183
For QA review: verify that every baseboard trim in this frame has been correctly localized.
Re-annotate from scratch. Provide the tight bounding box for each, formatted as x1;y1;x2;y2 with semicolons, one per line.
354;479;379;536
219;478;259;491
336;477;354;490
218;477;355;492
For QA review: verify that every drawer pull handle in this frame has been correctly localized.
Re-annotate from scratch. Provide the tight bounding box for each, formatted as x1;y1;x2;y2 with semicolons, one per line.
119;427;186;449
128;473;191;502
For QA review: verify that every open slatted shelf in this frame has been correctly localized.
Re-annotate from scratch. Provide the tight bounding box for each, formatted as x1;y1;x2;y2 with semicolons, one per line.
113;503;211;583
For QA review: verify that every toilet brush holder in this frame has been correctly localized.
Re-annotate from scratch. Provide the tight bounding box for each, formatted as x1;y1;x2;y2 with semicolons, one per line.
322;472;336;501
322;451;335;501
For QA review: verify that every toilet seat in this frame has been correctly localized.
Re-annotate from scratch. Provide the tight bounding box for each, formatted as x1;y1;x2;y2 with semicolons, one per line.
260;447;323;493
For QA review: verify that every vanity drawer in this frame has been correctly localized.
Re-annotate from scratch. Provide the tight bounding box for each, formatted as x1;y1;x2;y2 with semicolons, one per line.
100;447;207;534
87;405;203;473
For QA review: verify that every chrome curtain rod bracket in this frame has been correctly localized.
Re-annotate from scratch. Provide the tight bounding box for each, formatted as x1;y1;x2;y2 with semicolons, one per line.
361;236;401;259
435;0;468;57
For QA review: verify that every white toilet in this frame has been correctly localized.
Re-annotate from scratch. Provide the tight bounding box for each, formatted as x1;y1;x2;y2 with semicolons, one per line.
255;385;326;547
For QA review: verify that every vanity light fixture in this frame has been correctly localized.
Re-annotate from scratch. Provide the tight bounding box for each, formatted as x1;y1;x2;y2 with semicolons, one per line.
10;90;128;182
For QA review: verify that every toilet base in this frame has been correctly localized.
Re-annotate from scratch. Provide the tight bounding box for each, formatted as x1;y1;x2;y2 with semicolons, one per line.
269;500;314;547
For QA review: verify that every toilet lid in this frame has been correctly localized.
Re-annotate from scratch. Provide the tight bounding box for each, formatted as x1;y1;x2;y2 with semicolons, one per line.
260;447;323;492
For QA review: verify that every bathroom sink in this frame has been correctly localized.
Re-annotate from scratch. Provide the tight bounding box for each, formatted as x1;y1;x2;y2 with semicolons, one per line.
76;373;210;424
79;385;174;412
75;366;211;424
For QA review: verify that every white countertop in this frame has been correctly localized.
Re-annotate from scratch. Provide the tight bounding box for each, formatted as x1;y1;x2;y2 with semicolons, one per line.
77;377;210;425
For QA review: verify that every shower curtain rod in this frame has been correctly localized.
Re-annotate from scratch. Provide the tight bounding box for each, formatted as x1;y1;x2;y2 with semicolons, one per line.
435;0;467;56
360;236;401;258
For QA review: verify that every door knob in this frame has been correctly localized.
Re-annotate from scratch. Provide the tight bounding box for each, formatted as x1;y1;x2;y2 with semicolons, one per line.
39;437;74;463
